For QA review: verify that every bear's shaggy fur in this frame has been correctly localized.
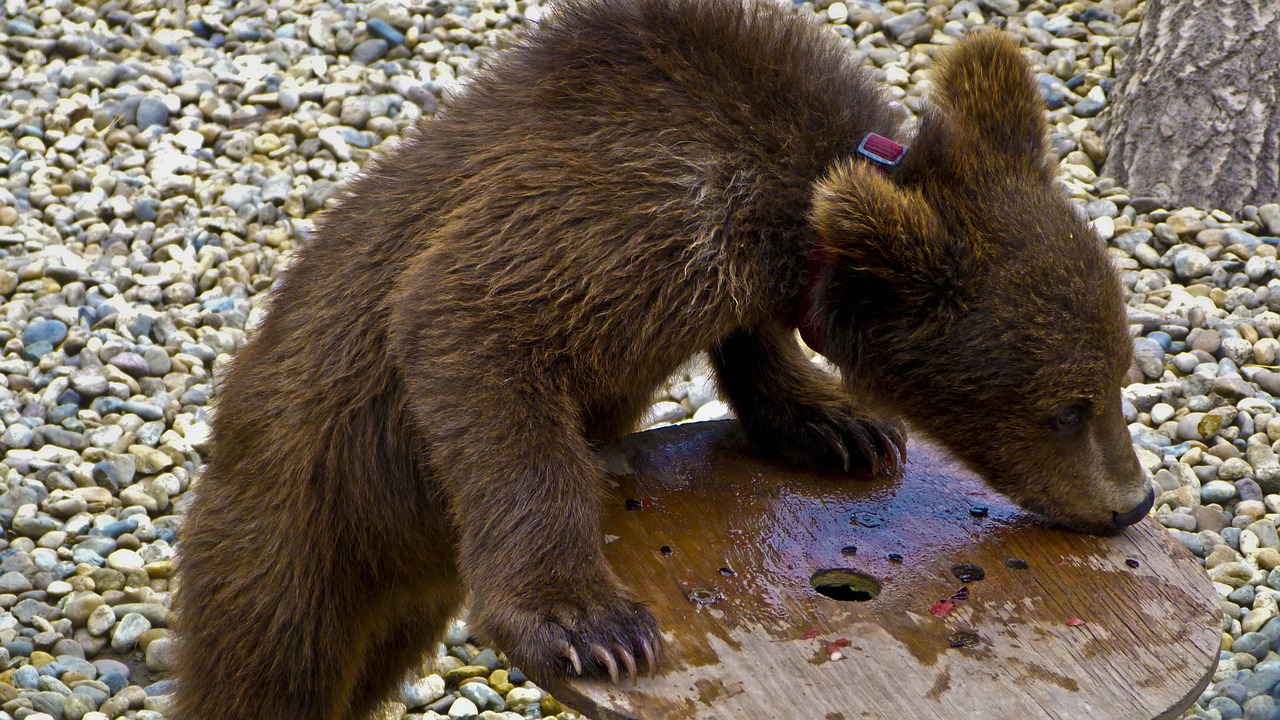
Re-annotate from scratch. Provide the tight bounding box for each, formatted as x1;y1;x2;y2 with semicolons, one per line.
171;1;1150;717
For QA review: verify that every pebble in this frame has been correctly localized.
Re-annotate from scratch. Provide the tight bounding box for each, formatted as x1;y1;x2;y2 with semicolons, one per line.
367;18;406;46
352;39;390;64
87;605;116;637
449;696;480;719
135;96;170;131
111;613;152;653
459;682;505;712
405;675;447;708
106;549;145;571
1204;481;1239;504
22;320;68;347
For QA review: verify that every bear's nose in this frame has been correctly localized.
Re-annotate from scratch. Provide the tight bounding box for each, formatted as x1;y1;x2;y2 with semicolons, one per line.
1112;485;1155;528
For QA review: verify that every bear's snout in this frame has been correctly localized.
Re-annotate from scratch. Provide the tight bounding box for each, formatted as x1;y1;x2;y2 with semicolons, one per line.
1112;485;1155;529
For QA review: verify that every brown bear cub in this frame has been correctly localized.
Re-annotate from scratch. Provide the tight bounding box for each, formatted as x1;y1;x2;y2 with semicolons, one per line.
172;0;1153;717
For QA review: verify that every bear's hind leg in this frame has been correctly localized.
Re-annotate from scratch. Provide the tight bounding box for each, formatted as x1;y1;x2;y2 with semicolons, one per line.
340;579;468;719
174;507;464;720
711;323;906;476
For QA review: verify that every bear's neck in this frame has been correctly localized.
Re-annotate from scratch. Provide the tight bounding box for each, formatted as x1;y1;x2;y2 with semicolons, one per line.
796;236;834;354
796;134;908;357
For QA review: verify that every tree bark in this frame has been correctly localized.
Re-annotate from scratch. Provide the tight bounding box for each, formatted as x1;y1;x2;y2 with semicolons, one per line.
1102;0;1280;212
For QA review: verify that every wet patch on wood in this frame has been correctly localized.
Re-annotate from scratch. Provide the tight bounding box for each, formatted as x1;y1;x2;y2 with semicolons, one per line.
544;421;1220;720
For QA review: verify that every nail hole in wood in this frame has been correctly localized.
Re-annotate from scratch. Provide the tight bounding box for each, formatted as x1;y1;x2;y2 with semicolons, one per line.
810;568;881;602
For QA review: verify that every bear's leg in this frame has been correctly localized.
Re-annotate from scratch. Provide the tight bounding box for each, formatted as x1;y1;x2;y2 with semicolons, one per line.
340;580;468;718
711;322;906;475
174;523;465;720
413;391;659;682
172;453;465;720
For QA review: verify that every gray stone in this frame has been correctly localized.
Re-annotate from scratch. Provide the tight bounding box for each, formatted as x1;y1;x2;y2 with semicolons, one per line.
367;18;406;45
1259;204;1280;236
403;675;447;708
1177;413;1214;442
3;423;33;449
1191;505;1231;533
38;426;87;451
13;663;39;689
136;96;170;130
30;690;65;718
1174;250;1211;279
93;455;136;490
1223;338;1256;366
142;346;171;376
1210;696;1244;719
1238;478;1265;502
1133;337;1166;378
13;511;61;539
1073;86;1107;117
70;370;109;398
1219;457;1255;481
108;352;150;378
23;319;68;347
1249;520;1280;549
0;571;32;594
1202;480;1238;504
145;636;176;672
1216;375;1257;399
1257;370;1280;396
12;598;59;624
505;687;542;712
110;612;151;652
1160;512;1196;531
1173;530;1205;557
1226;287;1261;311
471;648;502;671
449;695;480;718
882;9;927;40
352;39;389;64
112;602;168;626
1245;660;1280;694
62;593;105;626
977;0;1019;15
1244;694;1276;720
459;682;505;712
87;604;115;636
1189;328;1223;355
1124;383;1165;412
63;693;96;720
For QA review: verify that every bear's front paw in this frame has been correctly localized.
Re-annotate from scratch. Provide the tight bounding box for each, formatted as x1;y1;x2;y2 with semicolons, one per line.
473;587;660;684
751;403;907;477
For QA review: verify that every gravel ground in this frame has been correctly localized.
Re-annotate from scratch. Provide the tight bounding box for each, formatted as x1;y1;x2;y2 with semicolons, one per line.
0;0;1273;718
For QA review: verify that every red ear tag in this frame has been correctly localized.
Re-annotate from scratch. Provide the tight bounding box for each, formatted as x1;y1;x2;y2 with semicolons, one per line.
857;133;907;174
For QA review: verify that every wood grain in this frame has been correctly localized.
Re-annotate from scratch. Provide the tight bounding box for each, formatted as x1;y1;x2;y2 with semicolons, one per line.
544;421;1220;720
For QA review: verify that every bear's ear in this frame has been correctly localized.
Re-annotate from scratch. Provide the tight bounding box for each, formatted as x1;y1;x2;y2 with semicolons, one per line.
809;159;976;312
928;31;1049;166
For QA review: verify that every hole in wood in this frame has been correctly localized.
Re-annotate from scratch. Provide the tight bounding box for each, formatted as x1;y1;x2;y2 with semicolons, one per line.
810;568;881;602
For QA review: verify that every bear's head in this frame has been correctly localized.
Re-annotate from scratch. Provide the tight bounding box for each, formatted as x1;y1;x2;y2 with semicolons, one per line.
807;31;1152;534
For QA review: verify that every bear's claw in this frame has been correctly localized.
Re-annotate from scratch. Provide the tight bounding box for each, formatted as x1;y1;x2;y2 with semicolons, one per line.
639;636;657;679
756;402;906;478
738;392;907;477
558;642;583;675
591;644;619;683
616;643;638;685
488;592;660;685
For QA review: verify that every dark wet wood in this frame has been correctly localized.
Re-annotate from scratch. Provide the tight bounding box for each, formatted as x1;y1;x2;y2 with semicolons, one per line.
545;421;1220;720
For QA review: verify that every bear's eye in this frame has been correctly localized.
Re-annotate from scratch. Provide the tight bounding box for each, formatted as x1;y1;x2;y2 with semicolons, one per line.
1052;404;1088;433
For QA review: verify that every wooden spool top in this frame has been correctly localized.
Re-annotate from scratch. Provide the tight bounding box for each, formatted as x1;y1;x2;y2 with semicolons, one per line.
544;421;1220;720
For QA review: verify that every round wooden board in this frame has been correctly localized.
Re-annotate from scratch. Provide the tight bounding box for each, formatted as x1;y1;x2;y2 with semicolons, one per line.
543;420;1220;720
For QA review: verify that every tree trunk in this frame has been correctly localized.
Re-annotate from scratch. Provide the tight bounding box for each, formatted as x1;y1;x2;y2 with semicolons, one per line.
1102;0;1280;213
